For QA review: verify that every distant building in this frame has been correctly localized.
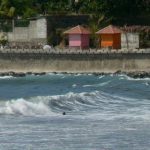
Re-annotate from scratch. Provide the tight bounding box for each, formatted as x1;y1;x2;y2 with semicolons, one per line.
120;26;144;49
121;32;139;49
96;25;122;49
2;16;149;49
3;15;89;47
64;25;91;49
7;17;47;47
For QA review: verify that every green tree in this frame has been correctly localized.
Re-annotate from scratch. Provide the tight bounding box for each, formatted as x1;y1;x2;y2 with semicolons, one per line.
0;0;149;19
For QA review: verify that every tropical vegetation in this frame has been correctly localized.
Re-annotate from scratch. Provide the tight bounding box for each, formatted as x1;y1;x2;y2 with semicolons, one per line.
0;0;149;19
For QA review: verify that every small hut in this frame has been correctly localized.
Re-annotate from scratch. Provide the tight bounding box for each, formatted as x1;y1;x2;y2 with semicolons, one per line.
96;25;122;49
64;25;91;49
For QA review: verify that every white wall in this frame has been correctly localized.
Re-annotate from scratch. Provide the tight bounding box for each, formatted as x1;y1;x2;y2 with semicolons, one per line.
121;32;139;49
10;27;29;42
7;18;47;45
36;18;47;39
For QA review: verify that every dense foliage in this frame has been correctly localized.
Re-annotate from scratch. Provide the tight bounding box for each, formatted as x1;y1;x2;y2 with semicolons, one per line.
0;0;149;19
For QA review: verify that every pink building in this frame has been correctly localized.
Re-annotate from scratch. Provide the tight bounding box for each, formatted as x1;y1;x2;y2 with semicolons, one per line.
64;25;91;49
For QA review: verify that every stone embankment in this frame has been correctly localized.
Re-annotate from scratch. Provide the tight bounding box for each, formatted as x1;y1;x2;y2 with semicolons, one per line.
0;48;149;77
0;72;46;77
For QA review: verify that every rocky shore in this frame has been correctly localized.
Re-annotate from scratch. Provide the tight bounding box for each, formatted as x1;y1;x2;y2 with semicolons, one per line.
0;71;150;79
0;72;46;77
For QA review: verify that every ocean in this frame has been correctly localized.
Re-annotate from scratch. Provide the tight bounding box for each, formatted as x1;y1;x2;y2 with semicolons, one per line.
0;73;150;150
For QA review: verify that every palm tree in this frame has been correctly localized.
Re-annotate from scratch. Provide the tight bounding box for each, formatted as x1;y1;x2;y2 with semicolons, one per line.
0;0;15;18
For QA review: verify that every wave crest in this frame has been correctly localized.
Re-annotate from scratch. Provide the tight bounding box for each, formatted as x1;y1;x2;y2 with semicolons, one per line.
0;98;51;116
0;91;102;116
0;90;148;119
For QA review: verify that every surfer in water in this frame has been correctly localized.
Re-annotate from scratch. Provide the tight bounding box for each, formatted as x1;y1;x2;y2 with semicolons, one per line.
62;112;66;115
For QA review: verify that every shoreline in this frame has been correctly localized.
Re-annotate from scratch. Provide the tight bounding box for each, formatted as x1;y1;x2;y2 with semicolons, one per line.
0;71;150;79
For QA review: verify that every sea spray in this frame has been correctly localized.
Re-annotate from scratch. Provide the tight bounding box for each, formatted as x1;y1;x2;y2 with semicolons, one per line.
0;76;14;79
0;98;51;116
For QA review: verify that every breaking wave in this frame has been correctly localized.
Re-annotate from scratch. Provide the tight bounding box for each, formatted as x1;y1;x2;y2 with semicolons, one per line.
0;91;100;116
0;98;51;116
0;90;149;120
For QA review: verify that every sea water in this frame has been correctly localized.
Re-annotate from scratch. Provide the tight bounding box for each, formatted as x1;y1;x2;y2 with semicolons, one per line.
0;73;150;150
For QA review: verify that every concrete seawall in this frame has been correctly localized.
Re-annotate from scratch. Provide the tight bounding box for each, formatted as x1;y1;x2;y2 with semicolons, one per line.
0;52;149;73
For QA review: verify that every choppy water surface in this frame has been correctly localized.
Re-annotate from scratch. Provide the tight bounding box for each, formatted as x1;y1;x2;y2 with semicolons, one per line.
0;74;150;150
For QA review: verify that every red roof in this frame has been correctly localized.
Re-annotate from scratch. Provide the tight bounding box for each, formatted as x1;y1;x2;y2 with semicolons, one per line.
96;25;122;34
64;25;91;34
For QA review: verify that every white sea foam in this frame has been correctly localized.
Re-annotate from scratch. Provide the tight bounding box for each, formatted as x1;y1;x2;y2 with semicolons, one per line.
118;74;150;81
72;84;77;87
74;73;82;76
0;76;14;79
83;81;111;87
145;82;150;86
47;72;66;77
0;98;52;116
87;74;92;76
83;107;150;121
61;76;65;79
47;73;56;75
98;76;104;79
82;84;91;87
127;77;150;81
